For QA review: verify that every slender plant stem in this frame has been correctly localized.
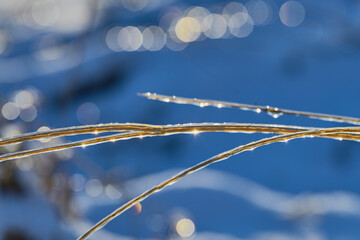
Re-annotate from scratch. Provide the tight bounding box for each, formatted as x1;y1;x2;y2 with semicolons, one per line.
2;93;359;239
139;93;360;125
78;126;360;240
0;123;161;147
1;123;316;147
2;124;360;162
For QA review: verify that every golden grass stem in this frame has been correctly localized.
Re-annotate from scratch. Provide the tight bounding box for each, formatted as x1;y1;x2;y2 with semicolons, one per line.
0;123;160;147
1;124;360;162
78;126;360;240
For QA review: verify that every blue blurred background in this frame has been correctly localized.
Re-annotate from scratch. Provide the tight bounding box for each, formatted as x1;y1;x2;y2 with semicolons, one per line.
1;0;360;239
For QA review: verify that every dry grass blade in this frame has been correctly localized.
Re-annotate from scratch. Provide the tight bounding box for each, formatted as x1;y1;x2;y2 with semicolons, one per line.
2;92;360;240
0;123;321;147
2;124;360;162
0;123;161;147
139;92;360;125
78;126;360;240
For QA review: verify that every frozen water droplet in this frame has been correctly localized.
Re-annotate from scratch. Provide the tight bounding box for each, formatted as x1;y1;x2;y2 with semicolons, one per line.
268;112;283;119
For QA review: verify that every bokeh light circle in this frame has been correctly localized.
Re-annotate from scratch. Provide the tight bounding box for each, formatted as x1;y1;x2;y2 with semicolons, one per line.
142;26;166;51
175;17;201;43
228;12;254;38
203;14;227;39
279;1;305;27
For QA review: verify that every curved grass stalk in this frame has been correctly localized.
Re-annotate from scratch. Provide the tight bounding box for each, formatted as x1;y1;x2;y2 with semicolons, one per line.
0;123;162;147
78;126;360;240
139;93;360;125
2;124;360;162
0;131;147;162
0;123;316;147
